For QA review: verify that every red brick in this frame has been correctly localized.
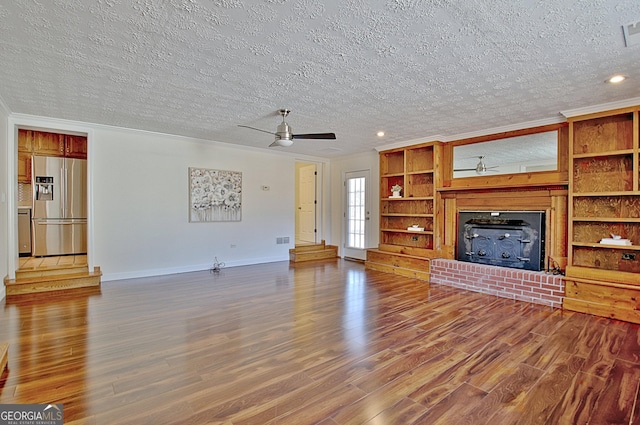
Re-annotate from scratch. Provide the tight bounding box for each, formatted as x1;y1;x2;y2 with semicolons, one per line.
523;280;541;288
532;287;552;296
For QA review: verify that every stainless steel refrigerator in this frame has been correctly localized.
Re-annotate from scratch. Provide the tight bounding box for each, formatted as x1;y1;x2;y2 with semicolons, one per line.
32;155;87;256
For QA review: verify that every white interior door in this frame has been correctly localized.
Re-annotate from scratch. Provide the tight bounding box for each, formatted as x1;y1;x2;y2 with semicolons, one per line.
343;170;370;260
297;164;317;244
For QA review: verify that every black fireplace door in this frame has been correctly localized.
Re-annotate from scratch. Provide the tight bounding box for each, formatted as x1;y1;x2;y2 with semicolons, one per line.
457;211;545;271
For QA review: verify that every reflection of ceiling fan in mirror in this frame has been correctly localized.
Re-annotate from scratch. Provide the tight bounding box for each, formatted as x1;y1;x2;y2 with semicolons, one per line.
238;108;336;147
454;156;499;175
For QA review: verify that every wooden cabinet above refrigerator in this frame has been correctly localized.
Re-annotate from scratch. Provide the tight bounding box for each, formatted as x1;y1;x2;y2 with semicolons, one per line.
17;130;87;183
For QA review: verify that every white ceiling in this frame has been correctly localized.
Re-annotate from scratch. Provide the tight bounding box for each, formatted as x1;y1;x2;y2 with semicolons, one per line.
1;0;639;158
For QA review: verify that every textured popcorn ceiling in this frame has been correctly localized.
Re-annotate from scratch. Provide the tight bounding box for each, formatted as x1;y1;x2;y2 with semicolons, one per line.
0;0;639;157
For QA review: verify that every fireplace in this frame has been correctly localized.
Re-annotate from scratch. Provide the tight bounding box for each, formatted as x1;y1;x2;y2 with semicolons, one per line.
457;211;545;271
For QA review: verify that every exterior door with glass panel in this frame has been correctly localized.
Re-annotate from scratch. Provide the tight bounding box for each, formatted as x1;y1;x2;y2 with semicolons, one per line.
343;170;370;260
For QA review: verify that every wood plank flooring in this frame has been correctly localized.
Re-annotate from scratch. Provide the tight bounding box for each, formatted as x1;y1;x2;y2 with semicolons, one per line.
0;259;638;424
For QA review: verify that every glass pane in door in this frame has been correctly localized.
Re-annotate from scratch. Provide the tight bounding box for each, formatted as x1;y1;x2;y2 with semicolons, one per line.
347;176;366;249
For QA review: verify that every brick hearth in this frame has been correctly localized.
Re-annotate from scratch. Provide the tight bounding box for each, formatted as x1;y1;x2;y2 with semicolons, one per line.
429;259;564;309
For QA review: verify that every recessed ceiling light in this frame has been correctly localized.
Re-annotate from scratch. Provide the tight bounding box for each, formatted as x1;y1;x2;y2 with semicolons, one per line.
606;75;627;84
376;131;385;137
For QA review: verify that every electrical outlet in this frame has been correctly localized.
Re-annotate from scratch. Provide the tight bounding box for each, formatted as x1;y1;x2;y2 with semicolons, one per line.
622;253;636;261
412;236;419;241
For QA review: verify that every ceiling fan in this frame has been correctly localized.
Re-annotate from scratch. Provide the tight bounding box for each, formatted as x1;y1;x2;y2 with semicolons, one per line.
454;156;499;175
238;108;336;147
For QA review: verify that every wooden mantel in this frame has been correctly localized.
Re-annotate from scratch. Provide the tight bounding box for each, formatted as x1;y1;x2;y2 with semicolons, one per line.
439;185;569;272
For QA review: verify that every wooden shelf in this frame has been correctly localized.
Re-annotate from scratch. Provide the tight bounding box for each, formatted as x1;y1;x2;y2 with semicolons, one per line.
572;192;640;197
381;213;433;217
381;196;434;201
572;242;640;251
381;228;434;235
572;149;635;159
407;169;434;175
573;217;640;223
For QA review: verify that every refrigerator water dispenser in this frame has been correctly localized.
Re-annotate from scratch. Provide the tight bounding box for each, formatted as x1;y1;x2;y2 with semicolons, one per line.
35;176;54;201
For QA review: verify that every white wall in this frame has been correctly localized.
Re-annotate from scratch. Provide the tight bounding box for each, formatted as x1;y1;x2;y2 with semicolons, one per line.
0;98;9;300
92;126;302;281
329;150;380;256
5;115;331;283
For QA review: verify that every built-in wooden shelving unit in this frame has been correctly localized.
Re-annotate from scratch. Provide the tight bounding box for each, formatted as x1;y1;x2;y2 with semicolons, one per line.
564;106;640;323
365;142;443;280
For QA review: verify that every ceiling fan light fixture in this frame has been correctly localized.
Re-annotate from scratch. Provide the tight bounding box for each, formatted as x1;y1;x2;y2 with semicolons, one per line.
273;138;294;147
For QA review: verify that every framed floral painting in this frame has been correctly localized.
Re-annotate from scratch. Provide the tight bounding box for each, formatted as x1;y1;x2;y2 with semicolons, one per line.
189;167;242;222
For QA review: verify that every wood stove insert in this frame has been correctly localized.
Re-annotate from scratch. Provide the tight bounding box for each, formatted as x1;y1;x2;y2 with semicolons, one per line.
457;211;545;271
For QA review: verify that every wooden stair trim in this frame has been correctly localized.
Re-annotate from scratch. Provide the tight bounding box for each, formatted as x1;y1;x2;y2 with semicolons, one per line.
6;270;101;285
289;244;338;263
5;267;102;296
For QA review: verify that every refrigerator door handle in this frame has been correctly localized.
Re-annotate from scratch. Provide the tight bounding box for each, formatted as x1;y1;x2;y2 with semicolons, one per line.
34;219;87;225
60;166;65;218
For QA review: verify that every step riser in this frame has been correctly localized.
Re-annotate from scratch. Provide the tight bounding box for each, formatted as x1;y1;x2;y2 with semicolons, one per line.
6;275;101;296
290;248;338;263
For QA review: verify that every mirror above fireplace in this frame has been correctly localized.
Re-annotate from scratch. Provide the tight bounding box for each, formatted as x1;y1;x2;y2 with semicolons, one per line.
453;130;558;178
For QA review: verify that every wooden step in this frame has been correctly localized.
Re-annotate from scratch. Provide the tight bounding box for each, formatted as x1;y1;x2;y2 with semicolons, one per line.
15;264;89;280
365;248;431;281
4;266;102;296
289;243;338;263
292;241;326;252
0;343;7;376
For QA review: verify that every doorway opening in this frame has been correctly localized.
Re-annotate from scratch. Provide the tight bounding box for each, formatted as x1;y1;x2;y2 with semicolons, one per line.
15;128;88;273
295;162;318;245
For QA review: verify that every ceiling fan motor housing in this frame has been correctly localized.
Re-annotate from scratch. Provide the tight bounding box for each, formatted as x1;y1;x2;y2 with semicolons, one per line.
276;121;294;142
475;159;487;174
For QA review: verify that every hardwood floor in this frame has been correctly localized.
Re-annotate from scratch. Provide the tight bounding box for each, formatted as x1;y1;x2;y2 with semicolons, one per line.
0;259;638;424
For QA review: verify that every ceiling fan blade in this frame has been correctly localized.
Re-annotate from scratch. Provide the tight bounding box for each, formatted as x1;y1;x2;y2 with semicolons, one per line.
292;132;336;140
454;168;477;172
238;125;276;135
